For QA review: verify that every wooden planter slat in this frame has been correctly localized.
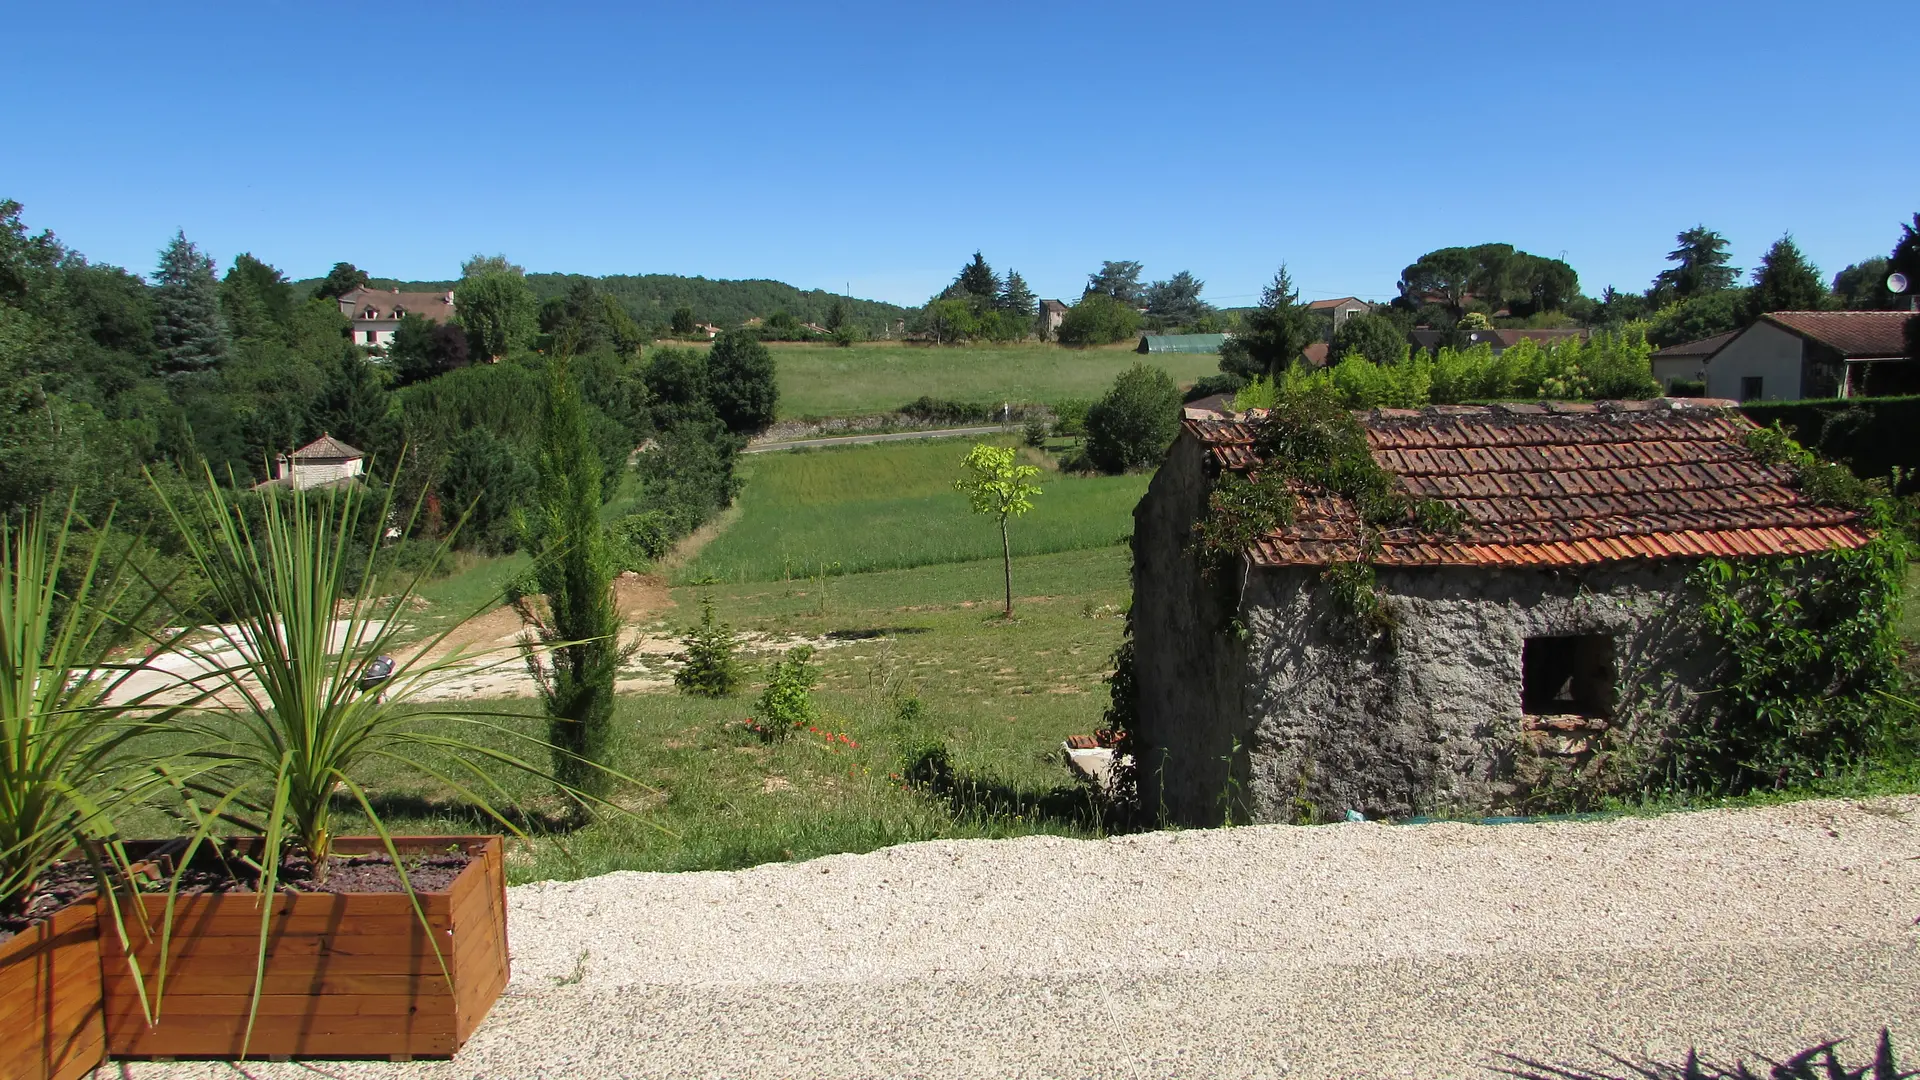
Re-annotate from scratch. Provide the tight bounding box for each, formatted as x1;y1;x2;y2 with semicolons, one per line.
0;899;106;1080
101;836;506;1060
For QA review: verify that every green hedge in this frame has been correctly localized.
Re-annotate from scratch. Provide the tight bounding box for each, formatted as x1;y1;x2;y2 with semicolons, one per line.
1739;395;1920;493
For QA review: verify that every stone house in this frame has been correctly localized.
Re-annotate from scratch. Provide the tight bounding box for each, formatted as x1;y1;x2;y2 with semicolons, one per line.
260;434;367;491
1130;398;1870;823
1038;299;1071;338
1702;311;1915;402
337;285;456;349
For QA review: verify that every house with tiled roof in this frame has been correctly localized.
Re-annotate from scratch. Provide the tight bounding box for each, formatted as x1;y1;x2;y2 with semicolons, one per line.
1130;397;1871;823
259;433;367;491
1306;296;1372;333
1704;311;1915;402
337;285;455;349
1649;329;1739;391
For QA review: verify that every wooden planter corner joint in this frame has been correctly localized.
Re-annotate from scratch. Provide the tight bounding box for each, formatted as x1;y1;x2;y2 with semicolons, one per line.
100;836;508;1061
0;897;107;1080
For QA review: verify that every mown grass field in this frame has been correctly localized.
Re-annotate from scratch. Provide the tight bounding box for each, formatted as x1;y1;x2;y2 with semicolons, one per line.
121;546;1134;882
676;435;1147;584
767;340;1220;419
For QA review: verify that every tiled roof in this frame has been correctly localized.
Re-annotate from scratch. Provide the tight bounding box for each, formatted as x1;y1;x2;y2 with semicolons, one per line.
339;285;455;324
1308;297;1368;310
292;434;365;460
1184;399;1870;568
1302;342;1331;367
1760;311;1913;359
1651;329;1740;359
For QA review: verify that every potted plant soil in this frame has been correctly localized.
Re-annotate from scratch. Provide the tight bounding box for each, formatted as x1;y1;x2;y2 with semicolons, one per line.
107;471;629;1060
1;508;187;1080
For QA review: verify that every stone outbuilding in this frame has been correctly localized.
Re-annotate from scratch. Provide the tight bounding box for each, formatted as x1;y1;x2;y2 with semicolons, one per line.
259;434;367;492
1130;398;1871;823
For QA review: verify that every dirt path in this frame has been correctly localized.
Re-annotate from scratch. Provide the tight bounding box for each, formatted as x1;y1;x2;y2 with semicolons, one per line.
744;424;1006;453
118;795;1920;1080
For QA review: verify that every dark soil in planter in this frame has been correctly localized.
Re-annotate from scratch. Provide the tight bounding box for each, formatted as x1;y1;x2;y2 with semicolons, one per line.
154;848;474;896
0;860;98;945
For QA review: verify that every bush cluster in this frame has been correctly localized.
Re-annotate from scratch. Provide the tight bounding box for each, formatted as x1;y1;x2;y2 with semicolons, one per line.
750;645;820;741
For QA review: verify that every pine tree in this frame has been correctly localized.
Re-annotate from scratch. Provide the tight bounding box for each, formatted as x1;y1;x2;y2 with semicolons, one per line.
1653;226;1740;299
220;253;294;344
997;270;1036;318
152;231;226;375
825;297;847;331
1218;265;1318;380
1748;235;1828;316
954;252;999;306
308;347;394;461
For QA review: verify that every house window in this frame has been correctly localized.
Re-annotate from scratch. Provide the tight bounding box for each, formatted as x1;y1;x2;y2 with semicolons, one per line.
1522;635;1615;718
1739;376;1763;402
364;330;378;344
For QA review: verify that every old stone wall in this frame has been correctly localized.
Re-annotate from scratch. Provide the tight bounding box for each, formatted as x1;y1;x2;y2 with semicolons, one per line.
1131;433;1251;826
1235;561;1712;822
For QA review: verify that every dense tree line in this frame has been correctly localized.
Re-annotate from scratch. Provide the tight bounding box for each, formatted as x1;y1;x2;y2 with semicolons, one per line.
0;199;769;623
296;271;911;338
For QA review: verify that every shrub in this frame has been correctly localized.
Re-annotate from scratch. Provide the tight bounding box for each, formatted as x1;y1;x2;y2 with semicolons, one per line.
673;595;744;697
1022;415;1050;447
1054;292;1142;346
1084;363;1181;473
1496;1027;1910;1080
901;738;954;790
1051;398;1092;436
1182;373;1244;403
751;645;819;740
608;511;673;570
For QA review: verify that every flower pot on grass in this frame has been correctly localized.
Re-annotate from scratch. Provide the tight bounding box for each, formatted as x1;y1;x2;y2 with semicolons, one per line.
0;896;105;1080
102;836;507;1061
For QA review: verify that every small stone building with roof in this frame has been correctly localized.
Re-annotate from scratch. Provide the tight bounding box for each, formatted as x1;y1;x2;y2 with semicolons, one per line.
261;434;366;491
1130;397;1872;823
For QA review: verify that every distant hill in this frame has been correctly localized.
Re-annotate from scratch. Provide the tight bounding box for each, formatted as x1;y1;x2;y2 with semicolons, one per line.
293;272;913;333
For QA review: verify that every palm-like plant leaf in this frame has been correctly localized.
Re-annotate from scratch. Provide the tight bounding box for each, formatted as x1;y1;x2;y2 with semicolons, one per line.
140;466;653;1055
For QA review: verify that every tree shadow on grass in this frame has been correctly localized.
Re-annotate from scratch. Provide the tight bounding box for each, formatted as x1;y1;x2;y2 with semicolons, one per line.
901;743;1110;831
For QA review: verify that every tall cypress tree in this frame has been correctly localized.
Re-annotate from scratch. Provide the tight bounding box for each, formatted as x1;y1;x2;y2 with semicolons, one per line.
152;231;226;375
1748;235;1829;316
521;354;623;817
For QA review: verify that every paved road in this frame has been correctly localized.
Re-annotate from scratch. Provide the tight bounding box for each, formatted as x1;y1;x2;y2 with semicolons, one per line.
118;796;1920;1080
745;425;1008;453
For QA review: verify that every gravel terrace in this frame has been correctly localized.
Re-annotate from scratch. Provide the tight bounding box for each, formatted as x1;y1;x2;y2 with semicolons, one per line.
110;796;1920;1080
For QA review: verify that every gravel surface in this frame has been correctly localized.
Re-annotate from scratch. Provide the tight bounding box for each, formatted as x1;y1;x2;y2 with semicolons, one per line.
109;796;1920;1079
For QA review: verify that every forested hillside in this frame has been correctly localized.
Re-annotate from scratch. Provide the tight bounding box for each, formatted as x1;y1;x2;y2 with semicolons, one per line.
296;272;912;334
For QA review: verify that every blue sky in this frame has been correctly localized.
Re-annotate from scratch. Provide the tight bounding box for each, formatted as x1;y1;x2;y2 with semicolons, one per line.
4;1;1913;308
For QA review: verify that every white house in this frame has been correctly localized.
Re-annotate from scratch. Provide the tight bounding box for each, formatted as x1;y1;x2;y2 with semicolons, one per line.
261;434;366;491
1704;311;1914;402
337;285;455;349
1649;329;1738;391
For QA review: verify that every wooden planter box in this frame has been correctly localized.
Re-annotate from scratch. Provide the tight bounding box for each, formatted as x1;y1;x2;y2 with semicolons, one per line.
101;836;507;1060
0;898;106;1080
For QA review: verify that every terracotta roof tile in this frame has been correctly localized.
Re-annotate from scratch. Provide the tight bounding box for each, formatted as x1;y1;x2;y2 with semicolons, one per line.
1183;399;1871;568
1761;311;1913;359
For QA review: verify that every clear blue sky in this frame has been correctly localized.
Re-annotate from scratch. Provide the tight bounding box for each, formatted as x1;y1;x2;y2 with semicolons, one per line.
4;1;1913;308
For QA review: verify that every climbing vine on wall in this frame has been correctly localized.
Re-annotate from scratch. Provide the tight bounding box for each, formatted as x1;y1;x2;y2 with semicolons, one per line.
1188;382;1460;632
1677;425;1913;791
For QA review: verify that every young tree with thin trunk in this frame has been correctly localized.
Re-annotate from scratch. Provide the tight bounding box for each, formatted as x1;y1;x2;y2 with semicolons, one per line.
955;443;1041;617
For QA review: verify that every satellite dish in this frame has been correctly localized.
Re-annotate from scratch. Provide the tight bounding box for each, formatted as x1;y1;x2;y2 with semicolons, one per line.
1890;272;1911;294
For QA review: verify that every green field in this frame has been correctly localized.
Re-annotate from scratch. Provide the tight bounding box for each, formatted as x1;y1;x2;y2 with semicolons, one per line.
677;436;1147;584
121;545;1133;881
767;341;1220;419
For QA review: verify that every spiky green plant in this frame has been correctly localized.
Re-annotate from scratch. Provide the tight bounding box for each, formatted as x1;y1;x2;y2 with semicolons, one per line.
1494;1028;1913;1080
145;467;647;1051
0;503;197;1023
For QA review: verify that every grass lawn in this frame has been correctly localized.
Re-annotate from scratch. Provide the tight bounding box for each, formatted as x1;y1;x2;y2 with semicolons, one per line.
767;340;1220;419
121;546;1133;883
677;435;1147;584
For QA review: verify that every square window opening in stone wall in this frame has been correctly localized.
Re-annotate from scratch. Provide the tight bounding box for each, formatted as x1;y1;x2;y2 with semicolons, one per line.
1522;634;1616;718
